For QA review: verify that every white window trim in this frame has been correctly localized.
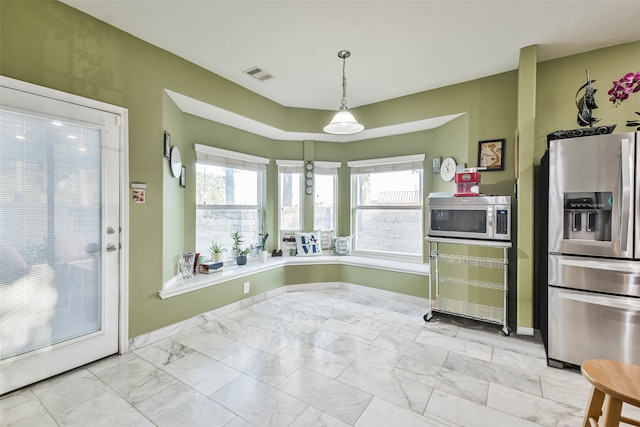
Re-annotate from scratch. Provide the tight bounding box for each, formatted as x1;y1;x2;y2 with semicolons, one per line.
195;147;267;256
277;160;304;234
347;154;425;168
314;160;341;174
350;154;424;260
159;254;429;299
275;159;304;167
313;161;340;231
195;143;270;169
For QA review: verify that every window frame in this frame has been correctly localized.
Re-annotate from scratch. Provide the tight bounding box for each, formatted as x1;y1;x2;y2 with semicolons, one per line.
194;144;269;259
276;159;304;238
313;161;340;232
348;154;425;260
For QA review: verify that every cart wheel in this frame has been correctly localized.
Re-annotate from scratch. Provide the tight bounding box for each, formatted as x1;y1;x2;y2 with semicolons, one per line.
423;313;433;322
500;326;511;336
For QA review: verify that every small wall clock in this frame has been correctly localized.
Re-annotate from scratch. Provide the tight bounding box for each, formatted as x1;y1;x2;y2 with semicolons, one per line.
305;161;314;195
170;146;182;178
440;157;456;182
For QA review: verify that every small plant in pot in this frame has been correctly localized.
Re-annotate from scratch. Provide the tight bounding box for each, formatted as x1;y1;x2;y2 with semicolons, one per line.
208;240;226;262
236;247;250;265
230;230;244;258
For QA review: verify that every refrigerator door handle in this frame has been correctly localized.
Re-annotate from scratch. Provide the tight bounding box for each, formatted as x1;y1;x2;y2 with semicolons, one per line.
558;289;640;312
620;137;632;253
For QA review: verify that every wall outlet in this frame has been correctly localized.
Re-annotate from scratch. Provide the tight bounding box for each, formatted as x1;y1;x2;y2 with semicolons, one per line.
243;282;250;294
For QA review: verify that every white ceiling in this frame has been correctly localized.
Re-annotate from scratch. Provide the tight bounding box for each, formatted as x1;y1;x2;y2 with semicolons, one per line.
60;0;640;141
59;0;640;111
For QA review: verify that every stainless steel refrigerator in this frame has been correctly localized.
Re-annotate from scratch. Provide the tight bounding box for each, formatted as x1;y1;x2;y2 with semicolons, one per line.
547;131;640;368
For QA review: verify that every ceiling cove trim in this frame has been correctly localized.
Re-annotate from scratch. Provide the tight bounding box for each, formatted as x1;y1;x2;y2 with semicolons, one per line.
165;89;463;143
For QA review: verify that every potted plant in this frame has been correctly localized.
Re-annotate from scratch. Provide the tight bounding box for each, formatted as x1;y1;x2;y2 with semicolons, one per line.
208;240;226;261
230;230;244;257
236;247;250;265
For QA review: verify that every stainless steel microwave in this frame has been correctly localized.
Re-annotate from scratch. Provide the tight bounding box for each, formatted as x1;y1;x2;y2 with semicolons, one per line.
426;196;511;241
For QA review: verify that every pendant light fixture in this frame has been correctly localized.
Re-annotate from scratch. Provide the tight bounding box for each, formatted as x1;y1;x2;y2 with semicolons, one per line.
323;50;364;135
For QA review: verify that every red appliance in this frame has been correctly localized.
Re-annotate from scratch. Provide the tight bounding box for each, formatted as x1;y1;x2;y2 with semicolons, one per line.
454;171;481;197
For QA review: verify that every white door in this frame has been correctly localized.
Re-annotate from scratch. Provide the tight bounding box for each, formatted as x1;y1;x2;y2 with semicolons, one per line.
0;82;123;394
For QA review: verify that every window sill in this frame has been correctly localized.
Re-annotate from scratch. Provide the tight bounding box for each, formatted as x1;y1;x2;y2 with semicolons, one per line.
159;254;429;299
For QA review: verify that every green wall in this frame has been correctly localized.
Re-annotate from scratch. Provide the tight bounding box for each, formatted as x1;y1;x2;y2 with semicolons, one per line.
2;0;638;338
516;45;538;331
536;41;640;160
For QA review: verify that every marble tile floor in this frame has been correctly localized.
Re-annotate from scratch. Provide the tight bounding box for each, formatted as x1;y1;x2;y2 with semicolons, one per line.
3;287;640;426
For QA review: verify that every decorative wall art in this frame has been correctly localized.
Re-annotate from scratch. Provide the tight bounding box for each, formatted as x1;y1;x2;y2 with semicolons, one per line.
432;156;442;174
180;166;186;188
163;130;171;159
478;139;505;171
305;161;314;195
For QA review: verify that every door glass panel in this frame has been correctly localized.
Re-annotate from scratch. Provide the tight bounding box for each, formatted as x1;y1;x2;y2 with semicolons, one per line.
0;109;101;360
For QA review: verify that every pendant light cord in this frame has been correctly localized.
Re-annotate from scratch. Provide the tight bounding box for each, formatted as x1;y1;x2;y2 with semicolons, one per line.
340;55;348;111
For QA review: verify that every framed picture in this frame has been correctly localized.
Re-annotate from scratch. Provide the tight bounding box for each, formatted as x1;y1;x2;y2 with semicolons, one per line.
132;189;145;204
180;166;186;188
477;138;505;171
163;131;171;159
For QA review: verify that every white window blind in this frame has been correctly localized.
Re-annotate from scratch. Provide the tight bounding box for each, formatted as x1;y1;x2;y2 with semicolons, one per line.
314;160;341;175
276;159;303;174
348;154;425;174
194;143;269;172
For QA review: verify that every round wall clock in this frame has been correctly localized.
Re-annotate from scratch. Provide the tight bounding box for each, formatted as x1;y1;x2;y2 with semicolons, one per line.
170;146;182;178
305;186;313;195
306;161;314;171
440;157;456;182
306;170;313;179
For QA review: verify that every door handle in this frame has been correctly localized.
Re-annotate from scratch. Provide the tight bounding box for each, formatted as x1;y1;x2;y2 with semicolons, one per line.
106;243;118;252
560;290;640;311
620;138;631;252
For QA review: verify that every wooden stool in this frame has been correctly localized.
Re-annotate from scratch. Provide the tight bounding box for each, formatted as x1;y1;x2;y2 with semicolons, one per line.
581;359;640;427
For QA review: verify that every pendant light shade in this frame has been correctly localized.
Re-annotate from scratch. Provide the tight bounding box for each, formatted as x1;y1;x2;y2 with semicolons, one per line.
323;50;364;135
323;110;364;134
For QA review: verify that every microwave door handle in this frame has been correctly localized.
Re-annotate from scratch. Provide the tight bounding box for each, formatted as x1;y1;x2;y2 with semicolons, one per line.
487;208;493;234
620;138;631;253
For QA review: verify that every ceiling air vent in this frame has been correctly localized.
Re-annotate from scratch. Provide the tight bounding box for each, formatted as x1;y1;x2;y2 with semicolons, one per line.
244;66;273;82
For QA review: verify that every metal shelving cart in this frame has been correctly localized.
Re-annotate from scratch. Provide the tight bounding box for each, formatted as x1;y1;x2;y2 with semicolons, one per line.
424;236;512;336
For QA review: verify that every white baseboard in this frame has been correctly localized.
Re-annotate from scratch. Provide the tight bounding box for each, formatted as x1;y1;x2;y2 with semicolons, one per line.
516;326;534;336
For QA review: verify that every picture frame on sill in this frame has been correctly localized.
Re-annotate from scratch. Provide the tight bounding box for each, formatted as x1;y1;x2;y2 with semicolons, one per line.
163;131;171;159
478;138;505;171
180;166;186;188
